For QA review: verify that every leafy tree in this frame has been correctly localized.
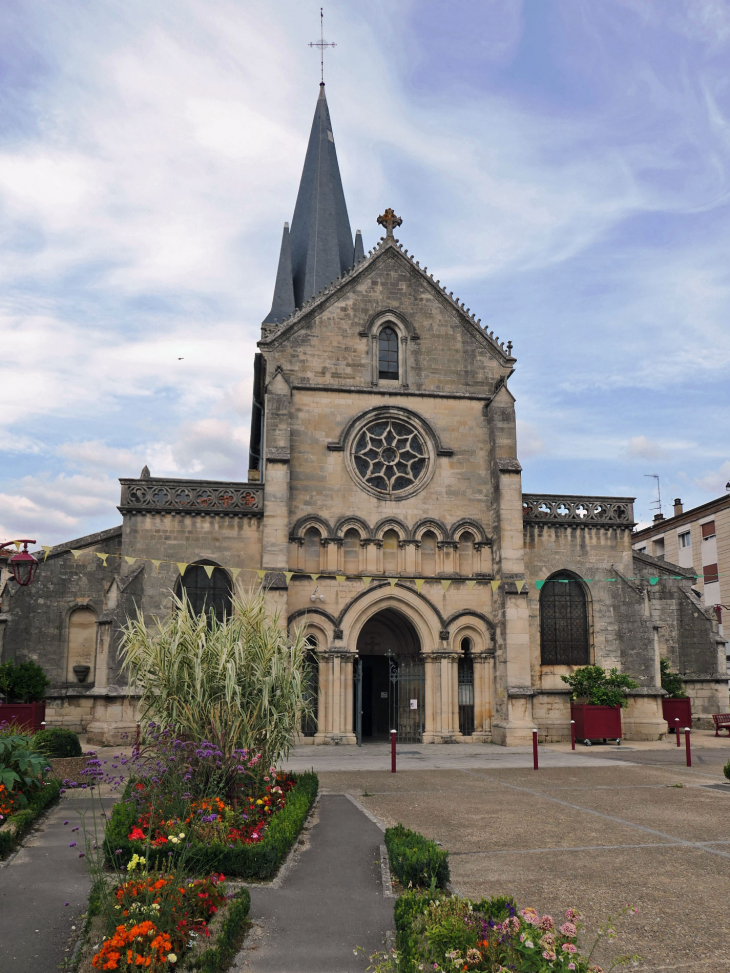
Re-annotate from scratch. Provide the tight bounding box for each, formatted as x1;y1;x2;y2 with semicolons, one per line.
561;665;638;708
120;588;313;769
660;657;687;699
0;660;49;703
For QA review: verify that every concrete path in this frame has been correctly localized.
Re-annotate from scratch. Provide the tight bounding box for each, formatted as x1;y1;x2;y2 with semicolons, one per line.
0;794;108;972
283;740;628;772
235;795;393;973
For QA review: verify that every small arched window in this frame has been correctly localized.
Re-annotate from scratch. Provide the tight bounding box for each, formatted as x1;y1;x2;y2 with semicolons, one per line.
178;563;232;622
378;326;399;380
343;529;360;575
382;530;399;574
302;635;319;737
458;532;475;576
304;528;321;574
540;572;589;666
420;531;437;575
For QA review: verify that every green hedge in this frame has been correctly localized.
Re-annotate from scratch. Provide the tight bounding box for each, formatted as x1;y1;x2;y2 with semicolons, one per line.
182;887;251;972
0;778;61;859
33;727;82;758
104;771;318;879
384;823;450;890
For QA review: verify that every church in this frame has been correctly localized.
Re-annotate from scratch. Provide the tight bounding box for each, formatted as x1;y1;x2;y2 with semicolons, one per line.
1;84;727;745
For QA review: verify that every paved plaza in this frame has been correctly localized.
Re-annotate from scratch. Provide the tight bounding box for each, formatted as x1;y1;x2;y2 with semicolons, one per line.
305;735;730;973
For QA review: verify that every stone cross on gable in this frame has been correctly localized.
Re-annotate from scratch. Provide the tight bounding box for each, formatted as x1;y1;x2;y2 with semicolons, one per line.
377;208;403;240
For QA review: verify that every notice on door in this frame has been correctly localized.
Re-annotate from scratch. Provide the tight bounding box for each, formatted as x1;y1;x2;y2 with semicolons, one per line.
380;691;388;698
410;699;418;709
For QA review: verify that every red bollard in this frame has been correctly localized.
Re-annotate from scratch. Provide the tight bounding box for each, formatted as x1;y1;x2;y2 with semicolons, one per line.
390;729;397;774
685;727;691;767
570;720;576;751
532;728;539;770
675;718;680;746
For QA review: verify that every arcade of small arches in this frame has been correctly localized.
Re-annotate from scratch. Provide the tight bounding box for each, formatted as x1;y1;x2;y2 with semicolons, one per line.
289;517;491;578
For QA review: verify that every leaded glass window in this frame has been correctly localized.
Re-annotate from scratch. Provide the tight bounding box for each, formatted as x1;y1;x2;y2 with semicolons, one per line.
178;563;232;622
378;326;399;380
540;573;589;666
302;636;319;737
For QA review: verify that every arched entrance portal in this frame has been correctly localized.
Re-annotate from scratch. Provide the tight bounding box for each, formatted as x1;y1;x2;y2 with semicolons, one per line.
354;608;424;744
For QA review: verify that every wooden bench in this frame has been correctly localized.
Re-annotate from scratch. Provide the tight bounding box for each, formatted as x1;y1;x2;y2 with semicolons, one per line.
712;714;730;737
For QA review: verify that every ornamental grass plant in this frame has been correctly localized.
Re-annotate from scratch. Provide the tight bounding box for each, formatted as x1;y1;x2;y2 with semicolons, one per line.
120;587;312;770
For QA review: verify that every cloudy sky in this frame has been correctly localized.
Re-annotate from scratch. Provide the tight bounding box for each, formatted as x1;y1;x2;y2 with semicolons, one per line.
1;0;729;545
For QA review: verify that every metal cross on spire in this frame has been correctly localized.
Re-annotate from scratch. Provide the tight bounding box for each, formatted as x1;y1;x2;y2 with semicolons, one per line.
309;8;336;85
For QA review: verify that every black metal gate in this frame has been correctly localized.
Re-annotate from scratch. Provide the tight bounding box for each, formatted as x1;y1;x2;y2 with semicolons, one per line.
354;656;425;744
389;657;425;743
458;655;474;737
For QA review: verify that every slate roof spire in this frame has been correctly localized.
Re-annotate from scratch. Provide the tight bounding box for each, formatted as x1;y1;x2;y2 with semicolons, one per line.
263;85;355;324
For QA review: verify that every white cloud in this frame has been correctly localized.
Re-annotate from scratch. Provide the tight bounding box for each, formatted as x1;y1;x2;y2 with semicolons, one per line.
694;460;730;496
516;420;545;459
627;436;668;461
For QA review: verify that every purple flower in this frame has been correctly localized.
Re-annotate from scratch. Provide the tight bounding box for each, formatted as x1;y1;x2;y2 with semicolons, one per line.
72;827;79;832
115;849;122;854
69;842;77;847
78;852;85;858
63;820;69;826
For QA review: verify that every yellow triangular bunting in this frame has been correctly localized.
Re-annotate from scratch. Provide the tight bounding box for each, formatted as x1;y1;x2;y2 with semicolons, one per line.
335;575;346;583
177;562;188;576
96;553;109;565
124;556;136;565
466;579;477;590
388;577;398;587
256;569;266;580
151;560;162;574
13;540;21;550
362;576;372;588
310;574;320;583
41;545;53;560
491;580;500;592
284;572;294;584
414;578;425;592
441;579;452;592
70;549;82;560
203;564;215;578
230;568;241;582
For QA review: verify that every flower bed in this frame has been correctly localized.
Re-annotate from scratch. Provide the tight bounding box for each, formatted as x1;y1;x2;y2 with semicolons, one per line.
0;778;60;859
103;770;318;879
79;865;251;972
390;890;637;973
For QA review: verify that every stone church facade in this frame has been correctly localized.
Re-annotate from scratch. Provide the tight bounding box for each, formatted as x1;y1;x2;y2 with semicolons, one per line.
1;85;727;744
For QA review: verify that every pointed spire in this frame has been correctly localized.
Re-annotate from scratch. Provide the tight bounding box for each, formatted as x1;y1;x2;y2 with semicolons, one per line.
262;223;296;324
353;229;364;263
289;86;354;308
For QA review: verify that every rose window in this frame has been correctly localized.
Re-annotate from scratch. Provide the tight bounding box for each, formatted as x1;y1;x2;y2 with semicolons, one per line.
352;418;428;496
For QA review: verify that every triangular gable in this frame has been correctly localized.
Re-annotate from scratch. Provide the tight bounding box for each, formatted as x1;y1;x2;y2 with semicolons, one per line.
258;237;514;364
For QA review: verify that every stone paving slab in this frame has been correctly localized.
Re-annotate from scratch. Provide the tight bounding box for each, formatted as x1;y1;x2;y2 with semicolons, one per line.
318;762;730;973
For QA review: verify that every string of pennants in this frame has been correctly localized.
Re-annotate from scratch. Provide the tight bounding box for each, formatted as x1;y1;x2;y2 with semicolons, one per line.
26;543;709;591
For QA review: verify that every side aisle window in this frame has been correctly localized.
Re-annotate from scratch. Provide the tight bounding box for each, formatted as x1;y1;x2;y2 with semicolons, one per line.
378;326;399;380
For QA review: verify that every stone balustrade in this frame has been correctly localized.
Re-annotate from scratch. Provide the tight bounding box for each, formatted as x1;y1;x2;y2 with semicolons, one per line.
522;493;634;527
119;477;264;517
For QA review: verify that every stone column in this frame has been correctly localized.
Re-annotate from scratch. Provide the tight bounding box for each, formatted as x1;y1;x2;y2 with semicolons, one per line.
423;655;437;743
341;654;356;744
472;653;493;742
314;651;328;744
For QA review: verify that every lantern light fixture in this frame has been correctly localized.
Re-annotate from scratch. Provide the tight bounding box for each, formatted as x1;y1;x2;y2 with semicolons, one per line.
0;540;39;587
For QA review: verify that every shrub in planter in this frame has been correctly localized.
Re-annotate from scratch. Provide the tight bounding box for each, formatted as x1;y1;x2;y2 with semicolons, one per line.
384;823;450;890
561;665;638;708
660;658;687;698
33;727;82;759
0;660;50;703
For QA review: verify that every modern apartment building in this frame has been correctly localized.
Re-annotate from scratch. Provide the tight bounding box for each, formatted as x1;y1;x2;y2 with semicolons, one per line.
633;493;729;664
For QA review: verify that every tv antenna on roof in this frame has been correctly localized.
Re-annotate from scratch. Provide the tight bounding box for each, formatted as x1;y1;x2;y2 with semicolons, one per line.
645;473;662;518
309;8;336;85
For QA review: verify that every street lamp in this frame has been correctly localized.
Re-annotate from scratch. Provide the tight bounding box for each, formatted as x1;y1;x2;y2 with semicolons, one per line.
0;540;39;587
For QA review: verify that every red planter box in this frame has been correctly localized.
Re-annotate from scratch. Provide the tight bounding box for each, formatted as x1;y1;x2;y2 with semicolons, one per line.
0;701;46;733
662;696;691;732
571;701;622;744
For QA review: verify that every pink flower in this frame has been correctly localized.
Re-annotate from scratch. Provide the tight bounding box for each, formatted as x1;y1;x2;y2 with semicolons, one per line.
560;922;577;937
539;915;555;931
521;908;540;926
542;950;556;961
562;943;577;954
565;908;581;922
568;965;576;971
540;933;555;947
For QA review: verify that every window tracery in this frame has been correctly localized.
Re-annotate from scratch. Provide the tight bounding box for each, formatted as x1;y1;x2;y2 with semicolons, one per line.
352;417;427;497
539;572;590;666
